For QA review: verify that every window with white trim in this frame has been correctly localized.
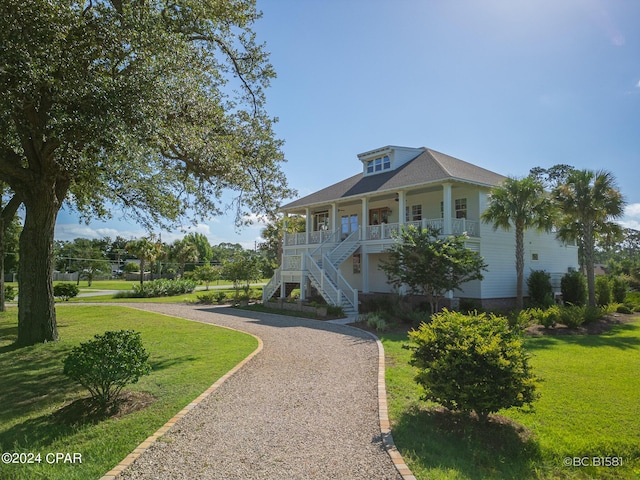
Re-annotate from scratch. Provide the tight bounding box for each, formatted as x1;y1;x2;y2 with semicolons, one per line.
405;204;422;222
366;155;391;174
314;211;329;231
455;198;467;219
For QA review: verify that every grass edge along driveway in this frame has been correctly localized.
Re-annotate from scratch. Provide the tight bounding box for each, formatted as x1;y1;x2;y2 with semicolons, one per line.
0;305;258;480
381;315;640;480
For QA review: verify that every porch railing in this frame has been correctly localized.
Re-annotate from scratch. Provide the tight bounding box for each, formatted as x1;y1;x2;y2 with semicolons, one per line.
284;229;336;246
262;268;281;302
364;218;479;240
323;253;358;311
281;255;302;271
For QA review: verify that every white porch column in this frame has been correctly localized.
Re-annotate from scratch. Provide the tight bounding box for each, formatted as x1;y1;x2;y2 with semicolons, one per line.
442;183;452;235
361;196;368;240
398;190;406;227
331;203;338;233
361;245;369;293
305;208;311;245
300;254;307;300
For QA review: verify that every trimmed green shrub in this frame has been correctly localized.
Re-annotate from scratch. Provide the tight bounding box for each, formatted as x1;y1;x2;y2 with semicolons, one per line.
4;285;16;301
508;309;534;331
527;270;554;308
617;305;633;314
53;282;80;301
369;312;390;332
197;291;227;305
611;276;628;304
525;307;559;329
406;309;539;423
359;312;390;332
596;276;611;306
559;305;586;328
63;330;151;409
326;305;345;317
117;278;196;298
403;310;432;328
561;271;587;306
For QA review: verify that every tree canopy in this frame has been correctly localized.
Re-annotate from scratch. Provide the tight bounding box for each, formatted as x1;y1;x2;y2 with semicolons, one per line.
481;176;556;310
380;225;487;313
553;169;626;307
0;0;293;345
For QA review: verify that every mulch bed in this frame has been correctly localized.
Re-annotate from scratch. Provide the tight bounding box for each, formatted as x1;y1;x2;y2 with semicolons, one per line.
525;312;638;336
351;313;639;337
53;390;156;426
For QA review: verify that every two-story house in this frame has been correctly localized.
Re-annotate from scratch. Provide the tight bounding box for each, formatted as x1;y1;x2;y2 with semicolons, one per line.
262;145;579;313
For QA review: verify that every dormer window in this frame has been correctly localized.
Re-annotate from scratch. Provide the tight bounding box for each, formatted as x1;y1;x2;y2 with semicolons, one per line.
366;155;391;174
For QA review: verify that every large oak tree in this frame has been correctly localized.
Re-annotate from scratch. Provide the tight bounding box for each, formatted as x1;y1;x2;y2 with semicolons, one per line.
0;0;293;345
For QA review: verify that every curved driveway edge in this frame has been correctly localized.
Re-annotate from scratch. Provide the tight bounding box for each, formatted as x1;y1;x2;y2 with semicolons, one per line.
100;313;264;480
100;304;414;479
365;331;417;480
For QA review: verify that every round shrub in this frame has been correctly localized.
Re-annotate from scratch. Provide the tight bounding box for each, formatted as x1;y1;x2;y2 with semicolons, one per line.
561;271;587;306
527;270;554;308
4;285;16;301
63;330;151;409
123;262;140;273
617;305;633;314
53;282;79;301
406;309;539;423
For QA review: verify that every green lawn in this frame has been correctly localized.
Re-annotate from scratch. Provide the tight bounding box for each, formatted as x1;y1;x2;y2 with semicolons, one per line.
0;306;258;480
382;316;640;479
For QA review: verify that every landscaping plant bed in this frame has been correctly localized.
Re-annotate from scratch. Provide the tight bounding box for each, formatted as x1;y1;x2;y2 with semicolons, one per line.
526;312;638;336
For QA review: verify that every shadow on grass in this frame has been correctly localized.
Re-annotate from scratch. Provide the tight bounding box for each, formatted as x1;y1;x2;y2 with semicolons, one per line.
392;405;541;479
0;390;157;450
149;355;200;372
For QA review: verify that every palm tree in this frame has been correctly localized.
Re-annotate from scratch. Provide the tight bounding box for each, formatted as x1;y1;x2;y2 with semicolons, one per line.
126;237;161;286
553;169;625;308
481;176;556;310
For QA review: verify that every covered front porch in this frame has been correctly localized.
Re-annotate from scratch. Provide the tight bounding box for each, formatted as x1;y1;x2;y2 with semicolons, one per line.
284;216;480;247
283;180;483;248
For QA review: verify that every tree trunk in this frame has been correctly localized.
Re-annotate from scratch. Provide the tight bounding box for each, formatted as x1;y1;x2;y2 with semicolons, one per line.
16;188;60;346
515;225;524;311
583;224;596;308
0;224;6;312
0;193;22;312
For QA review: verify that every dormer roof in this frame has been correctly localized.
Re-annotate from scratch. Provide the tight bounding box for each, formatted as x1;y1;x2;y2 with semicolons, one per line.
281;147;506;211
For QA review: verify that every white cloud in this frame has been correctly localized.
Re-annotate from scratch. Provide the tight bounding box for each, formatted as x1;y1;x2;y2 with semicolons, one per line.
637;80;640;88
618;203;640;230
54;224;144;242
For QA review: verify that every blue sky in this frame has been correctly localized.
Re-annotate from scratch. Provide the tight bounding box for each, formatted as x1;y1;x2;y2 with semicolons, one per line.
55;0;640;247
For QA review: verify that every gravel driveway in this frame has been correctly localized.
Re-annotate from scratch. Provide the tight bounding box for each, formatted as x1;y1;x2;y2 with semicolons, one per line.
112;304;403;480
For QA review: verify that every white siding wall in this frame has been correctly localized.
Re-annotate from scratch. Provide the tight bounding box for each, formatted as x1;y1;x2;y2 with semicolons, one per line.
478;192;580;299
369;253;393;292
339;254;363;291
391;147;425;169
523;230;579;294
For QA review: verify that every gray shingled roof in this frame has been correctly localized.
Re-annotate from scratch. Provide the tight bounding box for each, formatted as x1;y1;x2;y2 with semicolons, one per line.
282;148;506;210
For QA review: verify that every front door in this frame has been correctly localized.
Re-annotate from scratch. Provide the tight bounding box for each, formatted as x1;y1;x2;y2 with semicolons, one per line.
369;207;390;225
